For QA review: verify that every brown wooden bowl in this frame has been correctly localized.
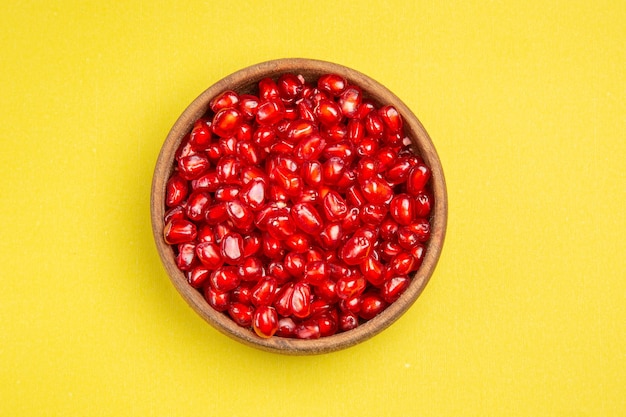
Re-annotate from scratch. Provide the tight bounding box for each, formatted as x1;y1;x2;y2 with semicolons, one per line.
151;58;447;355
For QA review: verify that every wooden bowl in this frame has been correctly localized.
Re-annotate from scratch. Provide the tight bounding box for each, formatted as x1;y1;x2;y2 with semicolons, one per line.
151;58;447;355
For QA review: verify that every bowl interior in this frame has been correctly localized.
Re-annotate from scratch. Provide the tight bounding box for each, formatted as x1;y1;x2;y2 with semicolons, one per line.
151;58;447;355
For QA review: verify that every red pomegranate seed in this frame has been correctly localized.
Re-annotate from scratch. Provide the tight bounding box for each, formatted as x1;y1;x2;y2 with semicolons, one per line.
239;179;267;211
295;134;326;161
176;242;197;271
225;199;254;230
339;311;359;331
189;118;213;150
275;317;297;337
389;194;415;226
338;85;362;118
381;275;410;303
237;256;265;282
166;174;188;207
210;266;241;292
256;100;285;125
277;73;303;101
407;218;431;242
290;282;312;318
284;233;311;253
316;99;343;126
407;162;431;195
195;241;223;269
238;94;259;120
273;282;295;316
339;227;375;265
228;302;254;327
317;73;347;96
361;176;394;204
220;233;245;265
178;154;210;180
318;222;343;250
336;274;367;299
291;202;324;235
316;314;338;337
253;305;279;338
295;320;321;339
413;191;432;218
164;219;197;245
322;157;346;184
210;90;239;112
378;105;403;132
258;77;280;100
212;108;243;138
231;282;253;305
304;260;328;284
359;292;388;320
251;277;278;306
283;251;306;279
204;286;230;312
185;191;211;222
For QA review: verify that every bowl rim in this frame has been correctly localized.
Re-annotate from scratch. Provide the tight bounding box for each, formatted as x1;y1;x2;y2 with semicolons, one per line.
151;58;447;355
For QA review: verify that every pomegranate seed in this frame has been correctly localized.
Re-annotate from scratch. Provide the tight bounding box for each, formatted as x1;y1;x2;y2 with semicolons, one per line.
283;251;306;279
413;191;432;218
166;174;188;207
378;105;403;132
407;218;431;242
256;100;285;125
238;94;259;120
192;172;220;192
251;277;278;306
295;134;326;161
407;162;431;195
317;73;347;96
381;275;410;303
295;320;321;339
258;77;280;100
189;118;213;150
277;73;303;101
339;311;359;331
365;111;385;137
339;228;374;265
322;157;346;184
212;107;243;138
253;305;279;338
185;191;211;222
231;282;253;305
361;176;394;204
220;233;245;265
316;99;343;126
323;190;348;221
228;302;254;327
338;85;362;118
318;222;343;250
164;219;197;244
291;202;324;235
210;90;239;112
204;286;230;312
359;292;388;320
290;282;312;318
304;260;329;284
205;203;229;225
276;317;297;337
336;274;367;299
225;199;254;230
196;242;223;269
210;266;240;292
178;154;210;180
389;194;415;226
176;243;197;271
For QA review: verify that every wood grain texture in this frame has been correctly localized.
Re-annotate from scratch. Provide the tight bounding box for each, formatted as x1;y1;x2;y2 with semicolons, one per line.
150;58;447;355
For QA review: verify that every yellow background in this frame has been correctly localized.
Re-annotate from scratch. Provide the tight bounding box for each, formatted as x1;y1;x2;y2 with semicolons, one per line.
1;1;624;415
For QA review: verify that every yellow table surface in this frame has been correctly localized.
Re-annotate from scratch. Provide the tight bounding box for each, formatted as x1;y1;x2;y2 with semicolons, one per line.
1;1;624;415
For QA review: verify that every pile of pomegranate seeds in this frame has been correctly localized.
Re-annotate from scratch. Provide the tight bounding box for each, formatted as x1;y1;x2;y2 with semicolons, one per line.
163;73;432;339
